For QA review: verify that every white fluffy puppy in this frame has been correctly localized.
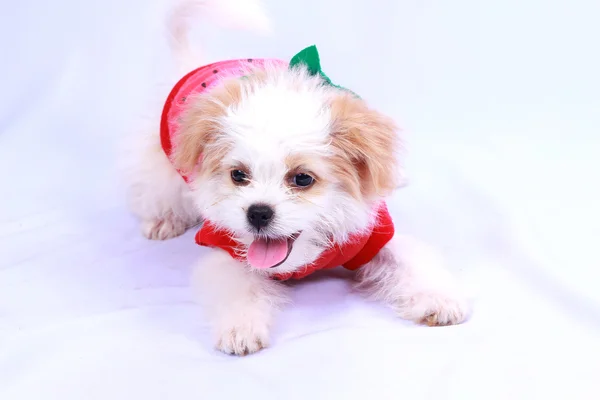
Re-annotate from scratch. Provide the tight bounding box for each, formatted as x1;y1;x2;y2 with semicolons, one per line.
127;0;469;355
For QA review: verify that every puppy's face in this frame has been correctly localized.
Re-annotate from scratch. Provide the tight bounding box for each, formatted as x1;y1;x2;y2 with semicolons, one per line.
173;66;400;272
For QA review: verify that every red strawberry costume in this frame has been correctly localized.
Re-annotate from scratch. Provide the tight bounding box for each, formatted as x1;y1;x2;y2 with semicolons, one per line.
160;46;396;281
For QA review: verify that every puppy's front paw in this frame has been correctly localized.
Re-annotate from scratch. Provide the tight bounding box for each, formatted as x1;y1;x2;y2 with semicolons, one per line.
141;214;188;240
215;318;270;356
398;292;469;326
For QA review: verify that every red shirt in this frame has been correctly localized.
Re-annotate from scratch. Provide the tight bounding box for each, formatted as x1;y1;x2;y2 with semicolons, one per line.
161;59;395;280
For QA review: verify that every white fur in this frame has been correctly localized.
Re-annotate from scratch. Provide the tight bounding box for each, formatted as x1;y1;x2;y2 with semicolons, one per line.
356;235;470;325
192;249;288;354
126;0;470;355
167;0;271;74
126;130;198;239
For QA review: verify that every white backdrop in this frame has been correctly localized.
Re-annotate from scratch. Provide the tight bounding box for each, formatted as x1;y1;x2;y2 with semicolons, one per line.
1;0;600;399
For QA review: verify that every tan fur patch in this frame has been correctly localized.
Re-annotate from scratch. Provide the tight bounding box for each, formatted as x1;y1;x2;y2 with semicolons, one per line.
284;153;327;201
171;78;245;177
328;93;401;200
284;153;314;172
171;68;290;179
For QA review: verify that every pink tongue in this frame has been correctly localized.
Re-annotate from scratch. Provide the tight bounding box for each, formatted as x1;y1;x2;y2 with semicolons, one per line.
247;238;289;269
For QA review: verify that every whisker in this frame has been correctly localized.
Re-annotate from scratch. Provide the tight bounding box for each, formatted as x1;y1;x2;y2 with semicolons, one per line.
296;194;325;208
203;196;226;212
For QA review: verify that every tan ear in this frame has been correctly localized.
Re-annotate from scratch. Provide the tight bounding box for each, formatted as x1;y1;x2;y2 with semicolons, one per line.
329;93;401;199
171;79;244;176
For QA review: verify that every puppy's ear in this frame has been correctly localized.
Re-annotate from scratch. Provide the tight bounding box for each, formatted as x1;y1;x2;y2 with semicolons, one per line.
329;93;402;199
172;79;244;176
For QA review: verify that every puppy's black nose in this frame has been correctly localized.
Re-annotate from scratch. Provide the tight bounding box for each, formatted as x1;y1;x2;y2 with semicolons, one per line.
247;204;274;230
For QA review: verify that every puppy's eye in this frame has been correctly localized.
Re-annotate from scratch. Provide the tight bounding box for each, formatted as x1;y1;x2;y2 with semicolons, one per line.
293;173;314;187
231;170;249;184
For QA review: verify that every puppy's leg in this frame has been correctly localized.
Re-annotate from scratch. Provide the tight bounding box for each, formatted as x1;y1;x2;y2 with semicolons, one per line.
356;234;469;326
126;132;199;240
193;250;289;355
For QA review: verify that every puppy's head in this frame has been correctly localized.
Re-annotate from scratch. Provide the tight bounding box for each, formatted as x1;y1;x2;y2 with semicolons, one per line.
172;65;401;271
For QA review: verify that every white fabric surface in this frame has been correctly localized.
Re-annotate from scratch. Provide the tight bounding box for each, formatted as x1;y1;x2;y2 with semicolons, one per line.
2;0;600;399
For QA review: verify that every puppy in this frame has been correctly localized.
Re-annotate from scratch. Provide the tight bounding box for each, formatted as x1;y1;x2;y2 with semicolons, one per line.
127;0;469;355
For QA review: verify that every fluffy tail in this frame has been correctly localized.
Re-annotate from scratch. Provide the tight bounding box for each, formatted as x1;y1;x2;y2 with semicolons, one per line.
167;0;272;74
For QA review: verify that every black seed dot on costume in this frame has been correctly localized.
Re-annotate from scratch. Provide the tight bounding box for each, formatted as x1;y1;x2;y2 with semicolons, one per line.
213;69;218;74
247;58;253;62
180;96;186;102
201;82;206;88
